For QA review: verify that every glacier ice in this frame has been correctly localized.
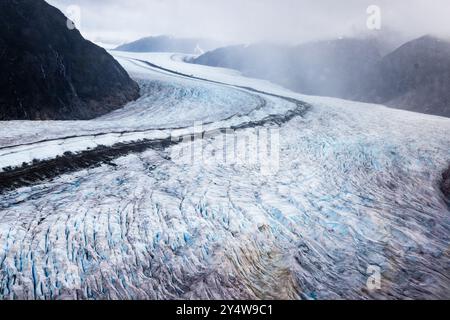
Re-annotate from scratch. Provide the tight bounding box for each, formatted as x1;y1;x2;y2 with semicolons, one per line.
0;52;449;300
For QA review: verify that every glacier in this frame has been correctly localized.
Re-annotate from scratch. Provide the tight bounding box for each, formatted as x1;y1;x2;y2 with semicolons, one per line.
0;52;449;300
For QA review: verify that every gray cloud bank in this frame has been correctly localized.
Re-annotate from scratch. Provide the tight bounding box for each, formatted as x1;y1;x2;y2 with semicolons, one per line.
46;0;450;46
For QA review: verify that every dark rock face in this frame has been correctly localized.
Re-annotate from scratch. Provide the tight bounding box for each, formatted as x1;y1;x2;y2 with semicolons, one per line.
115;36;220;54
193;36;450;118
442;166;450;199
0;0;140;120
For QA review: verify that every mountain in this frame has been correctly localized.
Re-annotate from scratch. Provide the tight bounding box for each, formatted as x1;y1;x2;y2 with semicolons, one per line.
0;0;140;120
193;36;450;117
364;36;450;117
286;39;381;99
115;36;220;54
443;166;450;199
193;39;382;100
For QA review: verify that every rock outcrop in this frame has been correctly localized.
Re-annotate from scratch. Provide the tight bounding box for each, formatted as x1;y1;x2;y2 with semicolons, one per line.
0;0;140;120
442;166;450;199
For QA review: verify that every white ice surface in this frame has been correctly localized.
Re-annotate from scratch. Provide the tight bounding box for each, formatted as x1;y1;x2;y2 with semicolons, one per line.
0;52;449;300
0;54;299;171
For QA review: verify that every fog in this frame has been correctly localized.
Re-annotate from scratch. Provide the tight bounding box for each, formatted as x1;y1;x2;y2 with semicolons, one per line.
45;0;450;46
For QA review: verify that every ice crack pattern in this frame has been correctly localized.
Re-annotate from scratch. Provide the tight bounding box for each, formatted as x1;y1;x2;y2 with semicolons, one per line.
0;52;449;300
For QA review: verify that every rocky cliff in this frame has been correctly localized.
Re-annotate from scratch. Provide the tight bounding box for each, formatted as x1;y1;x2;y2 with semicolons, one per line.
0;0;140;120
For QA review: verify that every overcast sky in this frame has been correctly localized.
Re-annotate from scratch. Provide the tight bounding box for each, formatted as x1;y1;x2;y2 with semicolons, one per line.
46;0;450;46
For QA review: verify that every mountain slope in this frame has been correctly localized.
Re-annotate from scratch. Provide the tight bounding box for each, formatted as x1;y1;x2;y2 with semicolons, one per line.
365;36;450;117
193;36;450;117
443;166;450;198
0;0;140;120
193;39;382;99
115;35;220;54
287;39;381;99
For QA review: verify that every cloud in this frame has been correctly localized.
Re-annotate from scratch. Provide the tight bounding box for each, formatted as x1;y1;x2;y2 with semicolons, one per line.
46;0;450;45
